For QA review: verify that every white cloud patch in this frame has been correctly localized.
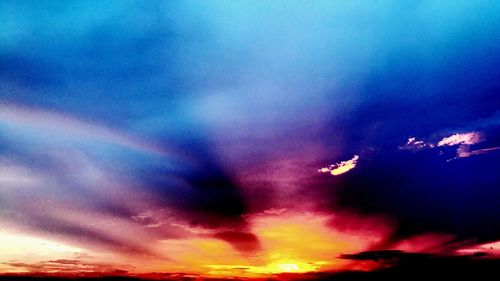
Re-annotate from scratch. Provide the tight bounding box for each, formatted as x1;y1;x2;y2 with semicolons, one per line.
319;155;359;176
437;132;482;147
400;131;499;160
399;137;435;150
435;132;495;160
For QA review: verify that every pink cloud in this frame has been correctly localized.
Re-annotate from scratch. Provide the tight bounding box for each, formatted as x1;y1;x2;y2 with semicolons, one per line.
437;132;482;147
391;233;455;253
456;240;500;256
456;145;500;158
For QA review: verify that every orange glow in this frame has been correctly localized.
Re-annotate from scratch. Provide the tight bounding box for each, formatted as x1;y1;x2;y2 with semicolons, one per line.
0;212;391;277
149;212;390;277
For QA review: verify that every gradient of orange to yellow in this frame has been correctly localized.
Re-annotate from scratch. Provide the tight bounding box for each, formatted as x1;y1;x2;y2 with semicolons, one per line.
0;211;390;277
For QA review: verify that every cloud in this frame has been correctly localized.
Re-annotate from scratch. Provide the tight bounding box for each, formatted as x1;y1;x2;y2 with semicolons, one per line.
142;156;250;230
339;250;431;262
1;0;500;277
0;104;252;258
399;131;500;160
437;132;482;147
319;155;359;176
3;210;161;257
399;137;435;150
336;249;500;279
296;254;500;281
0;104;167;156
0;163;43;188
0;153;168;257
212;231;261;254
390;233;455;254
3;259;130;276
457;240;500;256
456;145;500;159
399;132;482;151
437;131;500;160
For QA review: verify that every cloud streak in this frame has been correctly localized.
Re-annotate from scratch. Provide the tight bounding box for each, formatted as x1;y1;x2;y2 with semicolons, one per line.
0;104;167;156
400;130;500;160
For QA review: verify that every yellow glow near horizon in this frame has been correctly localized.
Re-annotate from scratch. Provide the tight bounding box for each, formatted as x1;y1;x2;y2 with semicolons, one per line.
158;212;387;277
0;212;389;277
278;263;299;272
248;260;324;274
0;231;84;258
0;230;85;273
205;260;323;276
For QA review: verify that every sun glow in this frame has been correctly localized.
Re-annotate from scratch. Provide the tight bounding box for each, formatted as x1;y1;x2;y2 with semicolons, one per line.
147;212;390;278
278;263;299;272
0;230;86;273
253;260;324;274
205;260;322;276
0;231;84;257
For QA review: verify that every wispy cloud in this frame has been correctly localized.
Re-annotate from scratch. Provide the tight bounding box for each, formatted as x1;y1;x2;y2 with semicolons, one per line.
456;145;500;158
457;240;500;256
3;259;130;276
0;163;44;187
400;131;499;160
399;137;435;150
0;104;167;156
437;132;482;147
399;132;482;151
390;233;455;253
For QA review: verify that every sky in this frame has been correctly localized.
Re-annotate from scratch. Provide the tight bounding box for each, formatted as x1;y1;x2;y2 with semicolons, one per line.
1;0;500;278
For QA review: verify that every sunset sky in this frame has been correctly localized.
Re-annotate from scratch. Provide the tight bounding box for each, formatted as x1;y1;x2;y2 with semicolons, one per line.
1;0;500;279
